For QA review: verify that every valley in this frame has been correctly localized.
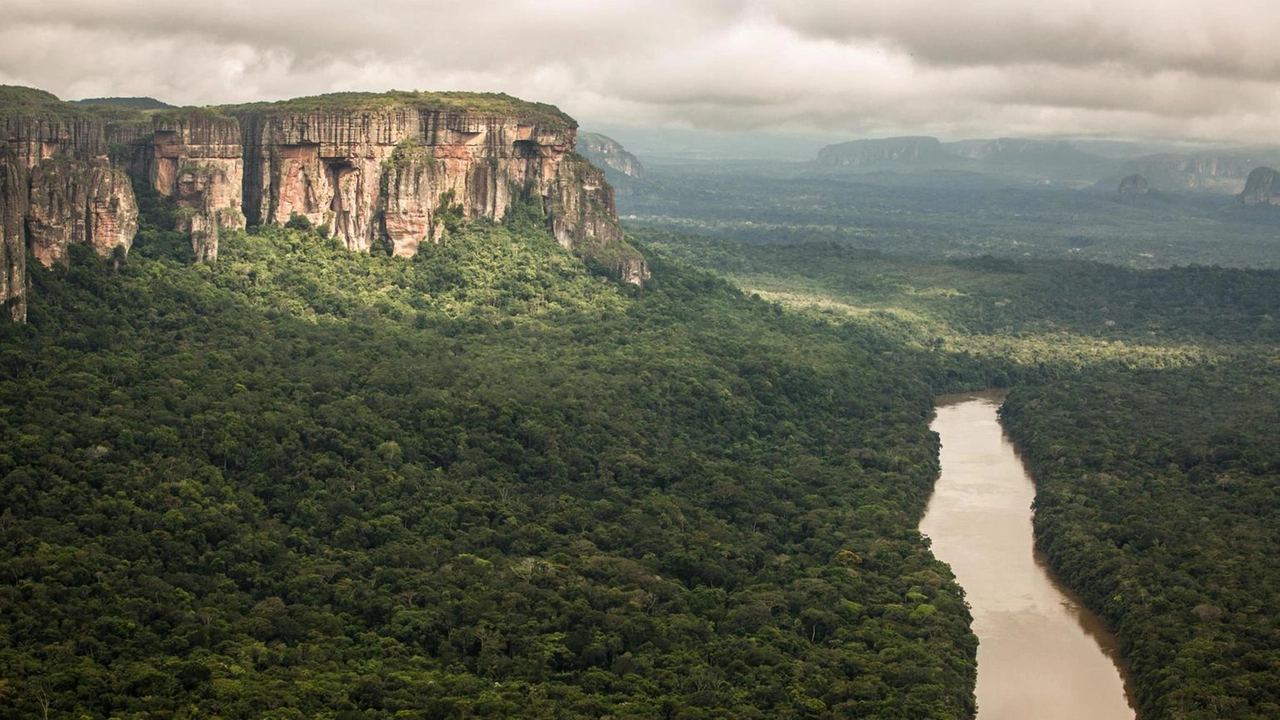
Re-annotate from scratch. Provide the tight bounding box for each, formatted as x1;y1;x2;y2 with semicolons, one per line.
1;86;1278;720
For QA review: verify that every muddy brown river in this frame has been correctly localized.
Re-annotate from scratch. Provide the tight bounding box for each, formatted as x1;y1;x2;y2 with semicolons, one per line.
921;392;1136;720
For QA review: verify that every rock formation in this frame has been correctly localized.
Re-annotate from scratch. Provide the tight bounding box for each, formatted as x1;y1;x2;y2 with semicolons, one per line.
0;144;27;322
0;86;648;321
229;95;643;279
1240;167;1280;205
577;132;645;195
145;110;246;262
1;87;144;321
816;136;948;167
1117;173;1150;197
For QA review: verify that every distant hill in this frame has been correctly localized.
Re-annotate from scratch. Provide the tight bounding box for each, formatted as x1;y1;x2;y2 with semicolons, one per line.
817;135;1280;193
578;131;645;194
816;135;1117;185
71;96;176;110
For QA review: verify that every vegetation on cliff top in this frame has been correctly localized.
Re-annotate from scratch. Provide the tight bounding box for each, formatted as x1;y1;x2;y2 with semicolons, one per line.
222;90;575;128
2;85;575;133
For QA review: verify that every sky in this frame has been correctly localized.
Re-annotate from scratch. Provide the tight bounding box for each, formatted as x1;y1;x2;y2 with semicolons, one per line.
3;0;1280;143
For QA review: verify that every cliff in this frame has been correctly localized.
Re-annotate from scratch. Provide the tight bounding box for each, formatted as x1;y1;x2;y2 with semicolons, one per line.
577;131;645;195
1117;173;1151;197
228;92;644;282
0;86;144;320
0;87;648;320
1240;167;1280;205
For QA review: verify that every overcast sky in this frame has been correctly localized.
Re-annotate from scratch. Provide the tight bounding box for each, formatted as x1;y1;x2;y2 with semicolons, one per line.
3;0;1279;143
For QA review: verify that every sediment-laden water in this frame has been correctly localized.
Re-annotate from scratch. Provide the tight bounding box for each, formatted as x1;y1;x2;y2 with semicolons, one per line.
921;392;1135;720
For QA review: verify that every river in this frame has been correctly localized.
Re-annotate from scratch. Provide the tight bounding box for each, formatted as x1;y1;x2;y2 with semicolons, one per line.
921;391;1135;720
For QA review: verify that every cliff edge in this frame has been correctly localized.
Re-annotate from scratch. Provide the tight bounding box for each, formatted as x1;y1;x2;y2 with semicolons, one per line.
0;87;648;321
1240;166;1280;206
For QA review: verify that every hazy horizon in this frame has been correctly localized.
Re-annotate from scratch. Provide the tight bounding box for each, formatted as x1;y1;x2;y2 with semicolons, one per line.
5;1;1280;145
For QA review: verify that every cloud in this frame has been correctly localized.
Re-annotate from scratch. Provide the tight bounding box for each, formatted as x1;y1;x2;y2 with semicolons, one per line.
770;0;1280;81
2;1;1279;143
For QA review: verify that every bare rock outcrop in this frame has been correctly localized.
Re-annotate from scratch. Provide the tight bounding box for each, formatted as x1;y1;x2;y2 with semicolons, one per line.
0;86;649;322
0;86;141;322
1240;167;1280;206
147;111;245;261
1117;173;1151;197
0;145;27;322
26;158;137;266
578;131;645;195
231;93;646;282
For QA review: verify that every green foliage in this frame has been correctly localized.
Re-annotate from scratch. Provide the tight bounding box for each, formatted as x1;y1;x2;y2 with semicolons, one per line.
435;191;465;237
130;183;193;264
621;162;1280;268
505;185;547;235
635;229;1276;378
636;223;1280;718
222;90;573;128
0;223;977;719
1002;364;1280;719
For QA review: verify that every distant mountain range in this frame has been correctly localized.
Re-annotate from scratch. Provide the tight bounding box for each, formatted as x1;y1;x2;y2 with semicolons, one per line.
815;135;1280;193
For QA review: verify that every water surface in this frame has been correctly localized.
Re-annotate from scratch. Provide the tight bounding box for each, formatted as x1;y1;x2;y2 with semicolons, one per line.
921;392;1135;720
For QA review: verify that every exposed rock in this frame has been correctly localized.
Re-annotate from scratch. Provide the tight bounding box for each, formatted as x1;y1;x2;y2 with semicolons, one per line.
577;131;645;194
1117;173;1150;197
0;87;141;285
0;86;648;321
0;145;27;322
1134;153;1257;179
231;93;646;282
1240;167;1280;206
148;111;245;261
26;158;136;266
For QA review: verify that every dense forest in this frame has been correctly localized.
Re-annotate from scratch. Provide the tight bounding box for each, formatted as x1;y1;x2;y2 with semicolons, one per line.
0;216;984;718
4;144;1280;719
1003;366;1280;720
631;215;1280;719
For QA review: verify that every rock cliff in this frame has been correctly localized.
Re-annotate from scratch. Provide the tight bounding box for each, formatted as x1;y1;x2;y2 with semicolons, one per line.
1240;167;1280;205
0;144;27;322
1117;173;1151;197
0;87;648;321
577;132;645;195
229;94;644;283
145;110;246;262
0;86;144;320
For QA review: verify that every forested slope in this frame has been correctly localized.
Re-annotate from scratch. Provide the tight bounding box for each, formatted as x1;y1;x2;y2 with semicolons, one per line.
0;220;977;718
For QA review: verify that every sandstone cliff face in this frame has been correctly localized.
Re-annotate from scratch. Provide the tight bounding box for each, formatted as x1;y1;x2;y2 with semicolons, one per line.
148;111;245;261
0;87;649;322
577;132;645;195
0;145;27;322
231;96;645;282
0;87;141;323
1240;167;1280;205
26;159;137;266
